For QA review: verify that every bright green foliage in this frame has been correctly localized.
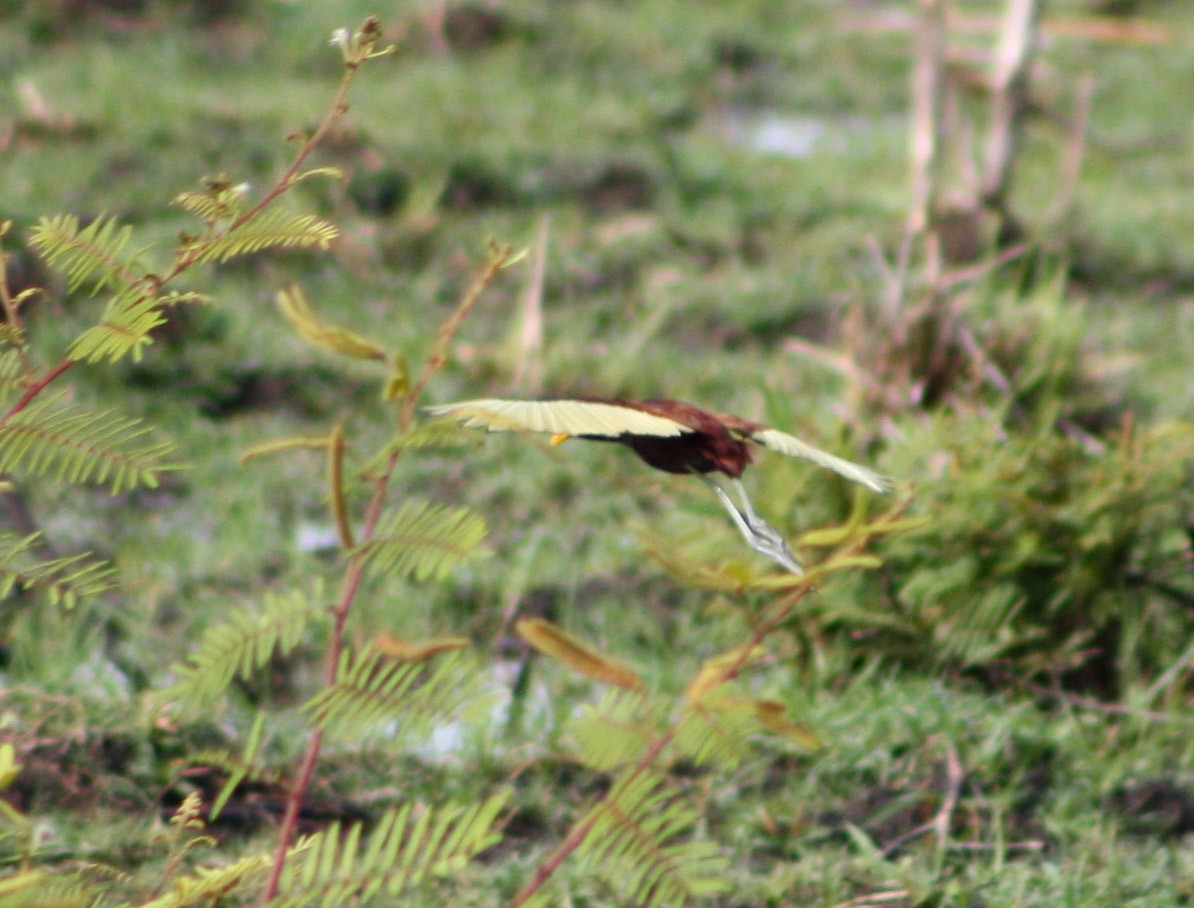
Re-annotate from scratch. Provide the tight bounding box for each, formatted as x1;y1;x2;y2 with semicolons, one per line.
0;531;116;609
166;588;324;704
133;855;273;908
0;350;27;401
27;215;212;365
302;646;486;742
573;770;729;908
353;499;489;582
672;699;760;770
172;184;251;224
357;421;469;479
273;791;509;907
69;289;210;365
387;420;471;452
567;690;660;771
569;689;775;774
0;876;96;907
178;208;339;265
0;394;181;494
28;214;136;294
871;413;1194;675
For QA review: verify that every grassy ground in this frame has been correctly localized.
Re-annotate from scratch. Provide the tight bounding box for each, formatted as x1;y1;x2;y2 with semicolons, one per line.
2;2;1194;905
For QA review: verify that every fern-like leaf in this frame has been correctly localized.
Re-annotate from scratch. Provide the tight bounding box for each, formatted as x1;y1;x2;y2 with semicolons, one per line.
0;323;27;347
0;531;117;609
575;771;729;908
274;792;509;907
178;208;339;265
671;699;759;771
353;499;488;582
0;874;96;908
0;394;181;493
29;214;135;293
183;740;281;798
172;184;249;223
302;646;484;742
0;349;29;403
69;288;209;365
166;588;324;703
567;690;660;771
358;421;471;479
69;290;158;364
137;854;273;908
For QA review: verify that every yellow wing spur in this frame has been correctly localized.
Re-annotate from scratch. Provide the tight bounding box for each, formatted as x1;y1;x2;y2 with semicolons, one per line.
425;399;691;439
749;427;890;493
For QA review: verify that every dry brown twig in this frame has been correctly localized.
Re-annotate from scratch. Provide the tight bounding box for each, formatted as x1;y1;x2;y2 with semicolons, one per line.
880;739;964;858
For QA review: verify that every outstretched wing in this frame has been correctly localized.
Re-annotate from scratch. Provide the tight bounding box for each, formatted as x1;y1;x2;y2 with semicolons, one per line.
750;428;890;493
425;399;692;439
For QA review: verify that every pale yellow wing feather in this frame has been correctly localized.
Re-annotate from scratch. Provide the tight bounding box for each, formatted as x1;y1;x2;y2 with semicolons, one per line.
751;428;890;492
425;399;691;439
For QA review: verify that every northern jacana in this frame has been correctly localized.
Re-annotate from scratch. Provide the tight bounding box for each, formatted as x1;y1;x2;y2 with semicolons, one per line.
426;397;889;573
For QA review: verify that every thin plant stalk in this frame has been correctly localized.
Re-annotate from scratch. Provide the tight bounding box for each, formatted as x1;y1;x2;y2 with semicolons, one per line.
260;244;515;903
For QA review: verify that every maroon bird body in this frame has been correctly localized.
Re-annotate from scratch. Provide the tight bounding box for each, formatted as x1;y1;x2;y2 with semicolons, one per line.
579;399;757;478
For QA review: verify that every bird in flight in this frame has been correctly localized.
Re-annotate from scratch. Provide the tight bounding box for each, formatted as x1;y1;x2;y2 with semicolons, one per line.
425;398;889;574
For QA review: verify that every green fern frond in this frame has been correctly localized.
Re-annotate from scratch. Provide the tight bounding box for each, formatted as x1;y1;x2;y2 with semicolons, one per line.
0;350;28;402
274;792;509;907
0;531;117;609
671;699;758;771
157;290;212;307
567;690;660;771
184;746;280;790
179;208;339;265
0;873;95;908
67;287;162;365
575;771;729;908
166;588;324;704
303;647;484;742
137;853;272;908
68;287;209;365
172;186;249;224
173;190;229;222
390;419;474;451
0;394;182;493
183;713;272;821
0;324;26;348
358;422;471;479
354;499;488;582
29;214;135;294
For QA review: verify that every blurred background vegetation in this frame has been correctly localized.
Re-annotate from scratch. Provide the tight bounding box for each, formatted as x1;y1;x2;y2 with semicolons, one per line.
1;0;1193;904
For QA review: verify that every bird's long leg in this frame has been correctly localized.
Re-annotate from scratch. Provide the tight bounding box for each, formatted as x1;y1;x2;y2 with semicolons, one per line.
705;477;803;574
729;476;764;526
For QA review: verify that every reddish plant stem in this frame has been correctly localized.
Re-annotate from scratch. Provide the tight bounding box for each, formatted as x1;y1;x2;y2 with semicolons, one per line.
401;245;512;428
160;68;358;290
2;359;74;423
260;245;511;902
259;449;397;902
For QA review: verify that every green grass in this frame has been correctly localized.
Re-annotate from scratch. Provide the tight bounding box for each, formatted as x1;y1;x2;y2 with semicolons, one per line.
2;2;1194;905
